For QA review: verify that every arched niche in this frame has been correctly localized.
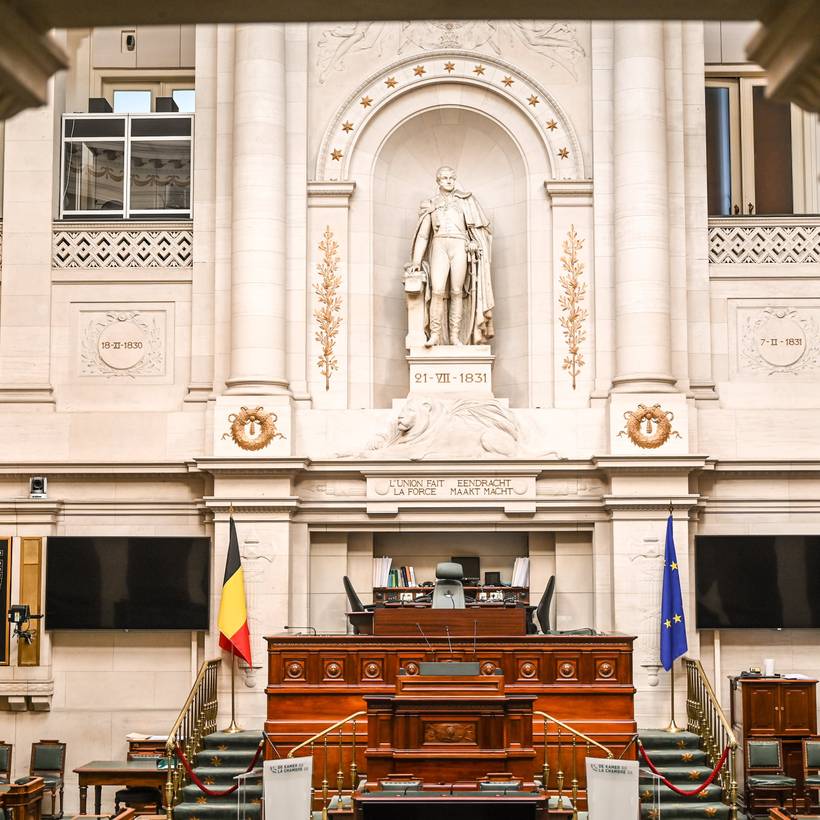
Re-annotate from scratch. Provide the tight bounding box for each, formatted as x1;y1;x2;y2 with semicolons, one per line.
371;107;529;407
342;78;560;410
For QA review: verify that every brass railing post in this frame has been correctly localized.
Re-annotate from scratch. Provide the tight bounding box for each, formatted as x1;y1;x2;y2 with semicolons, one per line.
337;727;344;798
556;725;564;809
541;715;549;788
570;735;578;819
350;717;358;788
321;736;329;820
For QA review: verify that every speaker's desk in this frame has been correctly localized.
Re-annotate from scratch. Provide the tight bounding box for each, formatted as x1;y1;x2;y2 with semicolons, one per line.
265;628;637;765
0;777;44;820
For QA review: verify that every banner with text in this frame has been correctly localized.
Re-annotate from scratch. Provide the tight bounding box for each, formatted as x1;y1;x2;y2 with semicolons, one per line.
263;757;313;820
585;758;639;820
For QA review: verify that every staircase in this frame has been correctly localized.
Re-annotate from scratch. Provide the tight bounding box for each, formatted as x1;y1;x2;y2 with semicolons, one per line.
172;730;263;820
639;729;737;819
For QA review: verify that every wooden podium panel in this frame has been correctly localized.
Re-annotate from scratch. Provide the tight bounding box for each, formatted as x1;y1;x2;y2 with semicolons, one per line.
0;777;44;820
364;675;536;783
372;607;526;636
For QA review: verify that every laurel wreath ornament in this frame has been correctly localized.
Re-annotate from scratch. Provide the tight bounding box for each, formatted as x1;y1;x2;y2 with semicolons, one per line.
224;406;285;451
618;403;681;449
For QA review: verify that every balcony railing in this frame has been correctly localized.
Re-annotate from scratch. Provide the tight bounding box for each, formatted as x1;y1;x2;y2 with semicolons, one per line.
61;113;193;220
708;215;820;264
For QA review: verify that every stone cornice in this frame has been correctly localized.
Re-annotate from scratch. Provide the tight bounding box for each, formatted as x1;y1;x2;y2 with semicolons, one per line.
593;456;712;475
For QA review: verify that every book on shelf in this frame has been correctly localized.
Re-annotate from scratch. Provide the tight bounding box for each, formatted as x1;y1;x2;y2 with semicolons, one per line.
372;556;392;588
373;558;419;589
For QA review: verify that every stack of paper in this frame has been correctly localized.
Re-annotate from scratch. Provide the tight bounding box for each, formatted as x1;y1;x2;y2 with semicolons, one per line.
512;557;530;587
372;556;392;588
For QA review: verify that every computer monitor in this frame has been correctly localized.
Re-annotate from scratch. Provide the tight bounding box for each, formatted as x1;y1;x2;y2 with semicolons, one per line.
451;556;480;582
484;571;501;586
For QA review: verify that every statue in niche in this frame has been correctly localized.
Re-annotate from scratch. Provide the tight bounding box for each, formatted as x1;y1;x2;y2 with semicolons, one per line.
404;166;494;347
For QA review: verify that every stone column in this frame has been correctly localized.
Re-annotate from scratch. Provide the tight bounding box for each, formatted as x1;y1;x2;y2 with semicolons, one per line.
612;22;675;392
227;24;288;395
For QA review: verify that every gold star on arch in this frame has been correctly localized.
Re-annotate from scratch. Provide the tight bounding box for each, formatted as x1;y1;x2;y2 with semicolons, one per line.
473;64;486;76
413;65;426;77
546;119;558;131
558;147;570;159
385;76;397;88
360;96;373;108
331;149;343;161
341;121;354;133
443;61;456;73
528;94;540;106
502;76;514;87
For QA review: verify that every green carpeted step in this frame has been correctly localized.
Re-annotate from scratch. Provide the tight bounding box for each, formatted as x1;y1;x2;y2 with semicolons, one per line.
174;804;261;820
194;747;260;767
202;731;264;749
639;783;724;803
640;764;713;784
640;802;730;818
640;730;701;750
641;747;708;766
180;784;262;805
186;766;251;786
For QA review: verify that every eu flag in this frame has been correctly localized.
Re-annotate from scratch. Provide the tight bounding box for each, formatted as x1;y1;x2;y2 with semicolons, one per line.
660;514;688;671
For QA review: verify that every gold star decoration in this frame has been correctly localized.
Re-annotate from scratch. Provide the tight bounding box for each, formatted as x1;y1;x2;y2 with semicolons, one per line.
330;149;343;161
676;739;687;749
664;619;672;629
673;613;682;623
360;96;373;108
697;790;711;799
385;76;397;88
217;745;228;751
648;810;659;820
528;94;540;106
641;790;653;800
705;808;718;817
671;561;678;570
210;756;222;767
473;64;486;76
546;119;558;130
688;770;701;781
681;752;694;762
558;147;570;159
196;797;207;805
341;121;354;133
413;65;426;77
203;777;215;786
443;61;456;73
502;76;514;87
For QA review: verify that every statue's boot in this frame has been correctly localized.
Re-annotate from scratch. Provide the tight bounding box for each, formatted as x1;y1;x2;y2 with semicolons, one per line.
449;293;464;345
426;293;445;347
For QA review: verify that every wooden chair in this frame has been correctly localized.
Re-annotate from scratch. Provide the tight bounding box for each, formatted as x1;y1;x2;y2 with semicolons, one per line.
0;742;12;784
29;739;66;818
745;738;796;814
804;736;820;811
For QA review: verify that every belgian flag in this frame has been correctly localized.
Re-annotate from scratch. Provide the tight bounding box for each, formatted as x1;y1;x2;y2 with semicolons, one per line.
217;517;252;666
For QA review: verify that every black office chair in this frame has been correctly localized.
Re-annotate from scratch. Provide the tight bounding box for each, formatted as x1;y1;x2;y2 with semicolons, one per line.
534;576;596;636
535;576;555;633
343;576;376;613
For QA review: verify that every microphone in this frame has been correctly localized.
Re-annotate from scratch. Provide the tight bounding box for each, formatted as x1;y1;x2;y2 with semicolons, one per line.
262;731;282;758
283;625;317;635
416;623;436;660
444;625;453;655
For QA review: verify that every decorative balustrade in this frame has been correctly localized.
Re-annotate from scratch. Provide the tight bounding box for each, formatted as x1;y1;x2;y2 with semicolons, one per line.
709;216;820;264
53;221;192;269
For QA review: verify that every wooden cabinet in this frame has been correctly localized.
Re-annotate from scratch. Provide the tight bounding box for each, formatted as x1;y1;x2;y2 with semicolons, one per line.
731;677;817;810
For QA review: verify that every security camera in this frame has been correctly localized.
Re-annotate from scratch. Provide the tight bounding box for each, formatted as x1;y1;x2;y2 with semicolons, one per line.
29;477;47;499
8;605;43;644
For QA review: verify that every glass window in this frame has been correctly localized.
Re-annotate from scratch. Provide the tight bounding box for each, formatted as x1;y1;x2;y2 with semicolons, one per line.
705;86;733;216
129;140;191;212
62;140;125;213
171;89;195;112
751;85;793;215
112;90;153;113
61;113;193;219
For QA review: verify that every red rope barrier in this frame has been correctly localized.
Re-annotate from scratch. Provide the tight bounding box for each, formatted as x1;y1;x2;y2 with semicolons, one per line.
638;742;730;797
175;741;264;797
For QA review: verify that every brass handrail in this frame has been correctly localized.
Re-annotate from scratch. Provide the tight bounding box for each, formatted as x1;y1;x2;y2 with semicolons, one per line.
287;711;367;758
684;657;738;820
533;710;614;758
164;658;221;819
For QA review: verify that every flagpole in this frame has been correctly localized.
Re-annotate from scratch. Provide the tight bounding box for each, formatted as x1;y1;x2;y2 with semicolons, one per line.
224;653;242;733
665;659;682;733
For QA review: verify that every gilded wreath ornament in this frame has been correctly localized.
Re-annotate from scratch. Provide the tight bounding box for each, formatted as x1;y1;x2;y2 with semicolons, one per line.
224;406;285;451
619;404;681;449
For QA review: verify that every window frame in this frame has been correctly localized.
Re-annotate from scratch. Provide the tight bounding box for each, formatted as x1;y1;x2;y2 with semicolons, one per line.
705;67;818;216
60;112;194;220
99;72;195;113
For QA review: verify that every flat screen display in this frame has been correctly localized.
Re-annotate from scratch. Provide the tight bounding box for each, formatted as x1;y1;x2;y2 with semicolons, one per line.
695;535;820;629
45;536;210;630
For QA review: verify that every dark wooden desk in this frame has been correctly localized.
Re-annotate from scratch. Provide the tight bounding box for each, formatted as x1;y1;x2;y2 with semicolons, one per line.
0;777;44;820
373;606;527;636
355;791;548;820
73;761;166;814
